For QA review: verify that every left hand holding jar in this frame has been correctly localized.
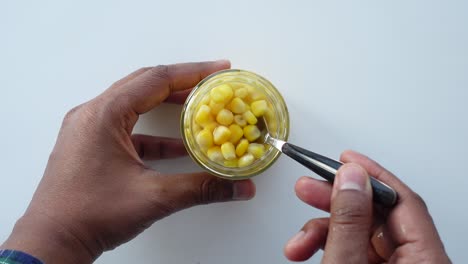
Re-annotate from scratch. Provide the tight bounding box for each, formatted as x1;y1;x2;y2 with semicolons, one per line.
0;61;256;264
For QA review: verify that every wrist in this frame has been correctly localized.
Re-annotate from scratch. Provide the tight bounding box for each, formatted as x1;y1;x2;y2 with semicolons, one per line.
1;212;99;264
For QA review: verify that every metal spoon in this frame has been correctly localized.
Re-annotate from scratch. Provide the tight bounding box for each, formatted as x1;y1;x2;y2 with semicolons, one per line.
258;118;397;207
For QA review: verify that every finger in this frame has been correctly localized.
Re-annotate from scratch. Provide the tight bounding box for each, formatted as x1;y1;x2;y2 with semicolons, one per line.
284;218;329;262
340;150;413;199
284;218;388;263
131;134;187;160
370;224;396;261
322;163;373;264
105;60;231;115
340;150;448;259
295;176;332;212
110;67;152;89
164;89;193;104
144;172;255;213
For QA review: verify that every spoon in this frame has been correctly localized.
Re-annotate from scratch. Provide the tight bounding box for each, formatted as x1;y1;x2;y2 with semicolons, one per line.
258;118;397;207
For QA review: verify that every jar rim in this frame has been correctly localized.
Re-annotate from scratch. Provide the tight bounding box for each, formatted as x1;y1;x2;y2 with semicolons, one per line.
180;69;290;179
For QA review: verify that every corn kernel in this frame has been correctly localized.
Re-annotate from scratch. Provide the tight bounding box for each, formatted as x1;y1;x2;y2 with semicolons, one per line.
263;107;277;136
245;85;265;102
243;110;257;125
202;121;218;133
201;94;210;105
264;107;275;123
229;97;247;114
230;82;244;89
193;123;202;134
251;100;268;117
207;146;223;162
248;143;265;159
195;105;212;126
236;139;249;157
229;124;243;144
209;100;225;115
213;125;231;145
216;109;234;126
221;142;236;160
238;153;255;167
224;159;238;167
234;87;248;99
218;84;234;102
234;115;247;127
243;125;261;142
210;84;233;103
250;91;265;101
196;129;213;149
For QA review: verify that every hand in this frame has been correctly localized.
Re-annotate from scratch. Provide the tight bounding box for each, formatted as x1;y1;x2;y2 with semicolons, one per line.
0;61;256;264
284;150;451;263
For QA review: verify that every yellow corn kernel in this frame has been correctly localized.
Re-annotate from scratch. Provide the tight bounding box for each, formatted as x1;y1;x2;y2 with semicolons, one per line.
229;97;247;114
236;139;249;157
245;85;265;103
195;105;213;126
234;87;248;99
234;115;247;127
218;84;234;102
250;91;265;101
209;100;225;115
213;125;231;145
251;100;268;117
224;159;238;167
243;125;261;142
202;121;218;133
238;153;255;167
243;110;258;125
264;107;275;123
201;94;210;105
248;143;265;159
210;84;233;103
207;146;223;162
221;142;236;160
193;123;202;134
216;109;234;126
229;124;244;144
196;129;213;149
230;82;243;89
263;107;277;136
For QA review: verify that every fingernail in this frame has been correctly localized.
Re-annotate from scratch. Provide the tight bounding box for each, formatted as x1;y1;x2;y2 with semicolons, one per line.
233;180;255;200
287;230;306;246
337;164;368;191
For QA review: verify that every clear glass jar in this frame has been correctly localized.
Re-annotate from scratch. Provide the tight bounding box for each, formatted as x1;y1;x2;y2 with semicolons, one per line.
180;69;289;179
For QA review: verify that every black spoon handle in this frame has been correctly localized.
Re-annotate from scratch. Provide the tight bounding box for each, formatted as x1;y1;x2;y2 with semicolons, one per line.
282;143;397;207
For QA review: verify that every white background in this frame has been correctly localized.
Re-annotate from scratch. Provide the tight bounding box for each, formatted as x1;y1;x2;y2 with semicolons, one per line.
2;1;467;263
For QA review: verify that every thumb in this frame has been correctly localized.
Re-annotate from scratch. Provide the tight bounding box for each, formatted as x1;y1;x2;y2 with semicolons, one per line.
322;163;373;264
155;172;256;211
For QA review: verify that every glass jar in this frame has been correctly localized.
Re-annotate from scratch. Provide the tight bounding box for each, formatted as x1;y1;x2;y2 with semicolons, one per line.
180;69;289;179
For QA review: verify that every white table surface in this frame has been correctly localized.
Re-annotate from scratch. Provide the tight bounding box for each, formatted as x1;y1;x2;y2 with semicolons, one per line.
2;1;467;263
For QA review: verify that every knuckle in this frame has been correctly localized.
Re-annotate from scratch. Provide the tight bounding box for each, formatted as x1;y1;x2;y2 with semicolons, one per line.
332;206;366;224
148;65;173;90
198;177;233;204
410;191;428;210
303;218;328;231
62;103;97;128
151;65;171;81
89;96;137;131
331;195;371;230
63;104;84;122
